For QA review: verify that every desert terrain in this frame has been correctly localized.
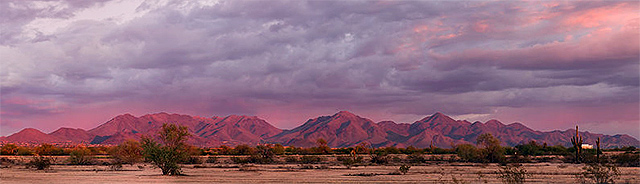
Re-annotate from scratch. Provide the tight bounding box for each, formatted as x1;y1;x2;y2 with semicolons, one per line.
1;156;638;184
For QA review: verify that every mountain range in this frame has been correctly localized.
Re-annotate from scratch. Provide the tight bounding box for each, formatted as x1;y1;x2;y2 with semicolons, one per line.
1;111;638;148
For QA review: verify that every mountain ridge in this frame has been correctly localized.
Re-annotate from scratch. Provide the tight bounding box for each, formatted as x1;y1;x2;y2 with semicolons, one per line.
1;111;638;148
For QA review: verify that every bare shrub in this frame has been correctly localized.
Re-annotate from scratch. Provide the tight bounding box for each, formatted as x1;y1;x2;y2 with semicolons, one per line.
206;156;217;163
337;155;362;169
27;156;52;170
576;163;620;184
300;155;323;164
284;156;299;163
496;164;530;184
370;153;389;165
399;164;410;175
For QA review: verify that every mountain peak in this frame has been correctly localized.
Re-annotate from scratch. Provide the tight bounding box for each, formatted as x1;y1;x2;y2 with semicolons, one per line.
335;110;356;116
18;128;46;134
421;112;456;123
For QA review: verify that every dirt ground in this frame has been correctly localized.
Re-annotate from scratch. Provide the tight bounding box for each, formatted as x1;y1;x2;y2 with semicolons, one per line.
1;162;639;184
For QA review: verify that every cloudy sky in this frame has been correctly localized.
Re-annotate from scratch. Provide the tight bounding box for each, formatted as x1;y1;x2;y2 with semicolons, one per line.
1;0;638;139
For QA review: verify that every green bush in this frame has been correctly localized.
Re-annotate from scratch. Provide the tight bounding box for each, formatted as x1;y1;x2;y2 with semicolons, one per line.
456;144;483;162
141;123;192;176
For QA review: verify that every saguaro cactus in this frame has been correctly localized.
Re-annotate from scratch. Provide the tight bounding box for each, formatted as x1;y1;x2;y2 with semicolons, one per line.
596;137;601;163
429;140;434;150
571;125;583;163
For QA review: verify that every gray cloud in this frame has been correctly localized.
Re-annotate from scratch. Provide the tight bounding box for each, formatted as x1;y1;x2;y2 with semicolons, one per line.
1;0;638;138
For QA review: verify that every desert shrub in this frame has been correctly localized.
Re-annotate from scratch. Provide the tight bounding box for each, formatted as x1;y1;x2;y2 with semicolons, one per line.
108;162;123;171
67;146;94;165
284;156;299;163
477;133;505;163
515;141;544;156
337;155;362;168
141;123;192;176
230;157;249;164
611;152;639;167
35;144;64;156
110;139;143;165
182;156;203;164
576;163;620;184
1;144;18;155
0;157;15;166
233;144;254;155
206;156;218;163
456;144;483;162
300;155;323;164
311;138;332;155
370;153;389;165
16;147;33;155
496;164;530;184
253;145;275;164
399;165;411;175
27;156;52;170
377;146;400;155
272;144;285;155
406;153;426;163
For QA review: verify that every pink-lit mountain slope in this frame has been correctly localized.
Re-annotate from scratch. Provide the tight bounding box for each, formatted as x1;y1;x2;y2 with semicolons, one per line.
1;112;638;148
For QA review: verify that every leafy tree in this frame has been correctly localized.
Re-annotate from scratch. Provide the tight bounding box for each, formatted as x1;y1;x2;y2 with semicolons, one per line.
313;138;331;154
456;144;482;162
515;141;543;156
110;139;143;165
477;133;504;163
141;123;192;176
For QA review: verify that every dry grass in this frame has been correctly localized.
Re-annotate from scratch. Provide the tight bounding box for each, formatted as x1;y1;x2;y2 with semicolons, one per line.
1;156;639;183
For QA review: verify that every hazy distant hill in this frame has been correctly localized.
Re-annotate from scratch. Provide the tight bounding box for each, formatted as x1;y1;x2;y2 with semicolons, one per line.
1;111;638;148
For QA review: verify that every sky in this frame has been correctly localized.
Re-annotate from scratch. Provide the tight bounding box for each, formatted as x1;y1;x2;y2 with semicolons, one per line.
1;0;639;139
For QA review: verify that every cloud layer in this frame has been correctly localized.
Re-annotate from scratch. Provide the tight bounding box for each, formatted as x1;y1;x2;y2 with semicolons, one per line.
1;0;638;138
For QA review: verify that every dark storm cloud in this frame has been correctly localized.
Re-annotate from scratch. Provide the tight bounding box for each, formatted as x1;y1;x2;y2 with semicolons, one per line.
1;0;638;137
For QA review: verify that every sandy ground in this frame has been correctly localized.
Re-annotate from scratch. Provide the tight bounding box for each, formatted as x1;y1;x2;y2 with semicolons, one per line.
1;162;639;184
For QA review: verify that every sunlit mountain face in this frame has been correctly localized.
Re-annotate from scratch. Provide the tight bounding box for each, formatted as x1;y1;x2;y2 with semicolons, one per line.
2;112;638;148
1;1;638;140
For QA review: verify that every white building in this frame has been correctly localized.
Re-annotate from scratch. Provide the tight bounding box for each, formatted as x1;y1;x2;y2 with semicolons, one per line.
581;144;593;149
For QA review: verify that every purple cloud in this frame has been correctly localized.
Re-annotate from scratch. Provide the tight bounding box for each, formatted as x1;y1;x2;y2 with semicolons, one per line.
1;0;638;139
